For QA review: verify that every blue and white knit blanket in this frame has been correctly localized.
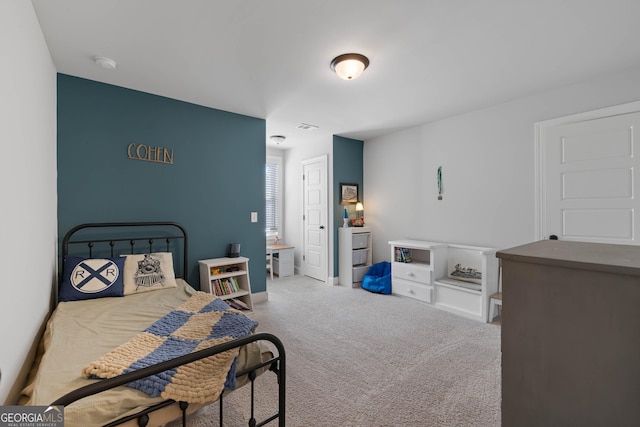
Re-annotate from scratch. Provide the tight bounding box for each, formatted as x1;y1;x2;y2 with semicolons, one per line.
82;292;258;404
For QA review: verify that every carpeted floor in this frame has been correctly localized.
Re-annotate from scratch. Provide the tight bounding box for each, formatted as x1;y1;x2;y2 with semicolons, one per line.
191;275;501;427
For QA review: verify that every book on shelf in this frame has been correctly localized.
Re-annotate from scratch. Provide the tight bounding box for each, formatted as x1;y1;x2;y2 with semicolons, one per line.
395;247;412;263
210;277;241;296
226;297;250;311
210;265;241;275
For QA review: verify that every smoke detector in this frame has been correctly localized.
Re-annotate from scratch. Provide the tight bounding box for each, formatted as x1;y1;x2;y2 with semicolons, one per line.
94;56;117;70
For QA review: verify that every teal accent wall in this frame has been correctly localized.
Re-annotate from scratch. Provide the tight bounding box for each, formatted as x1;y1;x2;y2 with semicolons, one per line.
332;135;364;277
57;74;267;292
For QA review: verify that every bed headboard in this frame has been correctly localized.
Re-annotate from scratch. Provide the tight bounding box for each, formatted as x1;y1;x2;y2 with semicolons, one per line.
61;222;189;299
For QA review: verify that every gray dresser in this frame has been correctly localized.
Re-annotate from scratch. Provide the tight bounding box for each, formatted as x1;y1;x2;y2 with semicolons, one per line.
497;240;640;426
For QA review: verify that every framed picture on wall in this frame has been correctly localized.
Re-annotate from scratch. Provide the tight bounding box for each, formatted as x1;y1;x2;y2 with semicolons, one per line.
340;183;359;204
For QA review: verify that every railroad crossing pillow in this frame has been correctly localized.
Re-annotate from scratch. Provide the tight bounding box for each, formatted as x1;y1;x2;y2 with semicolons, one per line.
122;252;178;295
59;257;125;302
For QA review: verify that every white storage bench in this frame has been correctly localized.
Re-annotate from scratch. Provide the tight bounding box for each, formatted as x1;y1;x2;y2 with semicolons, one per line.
389;240;499;322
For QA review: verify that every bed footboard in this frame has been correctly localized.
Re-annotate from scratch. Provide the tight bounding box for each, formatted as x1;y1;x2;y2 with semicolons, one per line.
51;333;286;427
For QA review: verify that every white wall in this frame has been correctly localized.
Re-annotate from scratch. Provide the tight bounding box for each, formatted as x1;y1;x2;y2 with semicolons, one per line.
281;136;333;280
0;1;57;403
365;65;640;263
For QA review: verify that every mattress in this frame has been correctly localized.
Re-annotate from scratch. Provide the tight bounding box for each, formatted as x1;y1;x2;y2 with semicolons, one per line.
21;279;269;427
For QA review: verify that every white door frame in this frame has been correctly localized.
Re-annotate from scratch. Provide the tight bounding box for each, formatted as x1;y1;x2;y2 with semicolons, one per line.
301;154;329;282
534;100;640;240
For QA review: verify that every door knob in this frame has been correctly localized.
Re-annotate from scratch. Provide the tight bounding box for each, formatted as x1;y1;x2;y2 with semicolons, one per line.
319;225;325;229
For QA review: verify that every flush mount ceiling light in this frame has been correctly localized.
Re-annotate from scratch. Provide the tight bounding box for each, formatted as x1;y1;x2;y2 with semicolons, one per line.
330;53;369;80
270;135;286;145
94;56;117;70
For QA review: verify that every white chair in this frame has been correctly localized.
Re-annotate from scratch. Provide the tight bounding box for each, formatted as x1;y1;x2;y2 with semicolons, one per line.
266;248;274;280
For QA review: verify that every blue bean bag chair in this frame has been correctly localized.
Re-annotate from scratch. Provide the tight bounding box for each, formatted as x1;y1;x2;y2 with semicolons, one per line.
361;261;391;295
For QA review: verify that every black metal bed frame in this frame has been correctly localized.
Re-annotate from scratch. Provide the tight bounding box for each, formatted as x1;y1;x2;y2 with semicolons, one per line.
55;221;286;427
60;222;190;291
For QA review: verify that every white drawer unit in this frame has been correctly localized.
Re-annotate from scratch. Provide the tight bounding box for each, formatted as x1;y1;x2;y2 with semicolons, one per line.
352;265;370;283
352;248;369;265
389;239;499;322
389;240;443;304
352;233;369;249
339;227;373;287
393;262;432;284
392;277;432;303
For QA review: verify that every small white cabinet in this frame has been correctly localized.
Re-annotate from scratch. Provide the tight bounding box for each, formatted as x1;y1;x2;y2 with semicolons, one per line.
389;240;499;322
339;227;373;287
273;247;294;277
198;256;253;312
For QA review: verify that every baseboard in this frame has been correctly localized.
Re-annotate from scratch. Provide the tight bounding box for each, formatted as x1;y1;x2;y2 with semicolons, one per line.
252;291;269;304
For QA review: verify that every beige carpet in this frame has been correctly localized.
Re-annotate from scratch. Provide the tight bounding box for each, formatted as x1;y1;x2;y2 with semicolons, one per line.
190;275;501;427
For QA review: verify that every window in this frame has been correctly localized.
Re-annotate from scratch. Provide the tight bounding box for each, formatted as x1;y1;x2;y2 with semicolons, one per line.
266;155;282;240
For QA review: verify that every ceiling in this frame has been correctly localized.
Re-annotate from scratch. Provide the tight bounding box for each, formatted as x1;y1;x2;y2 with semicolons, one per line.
32;0;640;150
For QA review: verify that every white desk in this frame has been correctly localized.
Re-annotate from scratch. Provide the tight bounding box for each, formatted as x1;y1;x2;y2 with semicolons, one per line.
267;244;295;277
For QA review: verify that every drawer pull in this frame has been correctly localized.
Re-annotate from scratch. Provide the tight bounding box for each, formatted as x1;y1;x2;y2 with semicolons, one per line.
406;272;415;277
407;288;414;294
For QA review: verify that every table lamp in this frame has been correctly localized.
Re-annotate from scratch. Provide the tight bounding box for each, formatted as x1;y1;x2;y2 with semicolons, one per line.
354;202;364;226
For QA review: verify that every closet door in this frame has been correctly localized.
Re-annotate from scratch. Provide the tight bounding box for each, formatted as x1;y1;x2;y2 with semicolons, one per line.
540;111;640;244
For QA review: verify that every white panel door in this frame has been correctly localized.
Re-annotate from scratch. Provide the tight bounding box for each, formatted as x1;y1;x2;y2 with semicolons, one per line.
542;111;640;244
303;156;327;281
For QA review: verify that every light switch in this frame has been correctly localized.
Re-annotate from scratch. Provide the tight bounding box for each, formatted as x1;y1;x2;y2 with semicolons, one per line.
251;212;258;223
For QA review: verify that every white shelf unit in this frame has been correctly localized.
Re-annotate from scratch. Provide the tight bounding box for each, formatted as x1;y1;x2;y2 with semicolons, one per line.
389;240;499;322
339;227;373;287
198;256;253;313
389;240;446;304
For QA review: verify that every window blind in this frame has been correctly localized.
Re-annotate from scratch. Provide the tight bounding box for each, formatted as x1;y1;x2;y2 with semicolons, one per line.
265;160;279;233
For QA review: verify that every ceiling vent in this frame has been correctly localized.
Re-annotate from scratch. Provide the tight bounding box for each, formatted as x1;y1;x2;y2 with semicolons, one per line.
296;123;319;131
